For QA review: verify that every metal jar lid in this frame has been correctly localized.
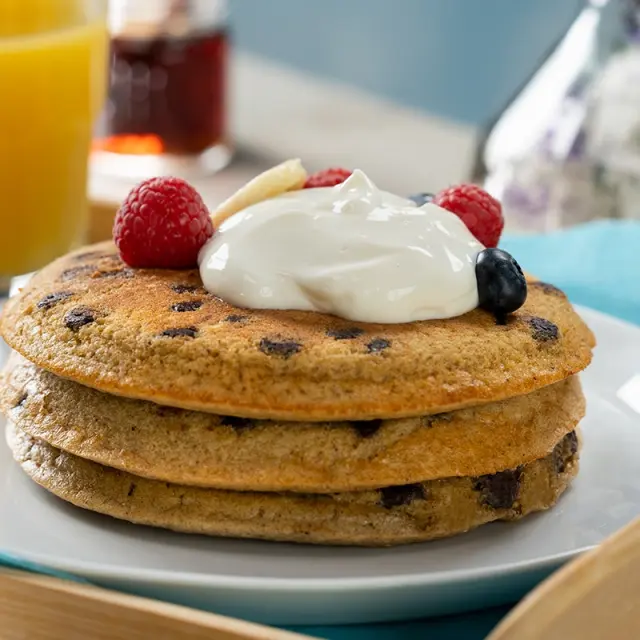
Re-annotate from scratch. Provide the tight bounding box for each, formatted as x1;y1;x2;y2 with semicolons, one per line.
108;0;228;38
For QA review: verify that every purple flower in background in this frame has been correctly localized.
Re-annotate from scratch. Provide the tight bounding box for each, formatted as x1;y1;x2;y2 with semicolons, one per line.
503;183;552;216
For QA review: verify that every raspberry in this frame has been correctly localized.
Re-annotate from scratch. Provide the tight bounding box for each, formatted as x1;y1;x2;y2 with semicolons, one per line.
433;184;504;248
304;167;352;188
113;177;213;269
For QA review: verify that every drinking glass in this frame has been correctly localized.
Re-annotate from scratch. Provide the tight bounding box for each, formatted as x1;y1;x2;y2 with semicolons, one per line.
0;0;108;295
92;0;230;181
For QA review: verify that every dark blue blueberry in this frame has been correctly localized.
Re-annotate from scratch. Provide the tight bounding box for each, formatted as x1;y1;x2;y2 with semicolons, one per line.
475;248;527;324
408;192;434;206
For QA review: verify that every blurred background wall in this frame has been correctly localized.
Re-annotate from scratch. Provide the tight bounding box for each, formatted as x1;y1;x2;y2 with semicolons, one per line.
92;0;628;228
230;0;584;129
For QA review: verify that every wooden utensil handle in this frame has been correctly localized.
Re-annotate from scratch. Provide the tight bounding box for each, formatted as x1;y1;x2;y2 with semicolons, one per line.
0;569;315;640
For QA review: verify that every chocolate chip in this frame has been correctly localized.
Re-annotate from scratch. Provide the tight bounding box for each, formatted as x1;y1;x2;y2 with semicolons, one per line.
171;284;200;294
60;265;95;281
531;281;566;297
259;338;302;359
326;327;364;340
380;483;426;509
553;448;567;474
13;392;28;409
221;416;254;431
367;338;391;353
566;430;579;455
127;483;137;497
554;431;579;473
37;291;73;310
474;469;522;509
95;268;134;279
161;327;198;339
352;420;382;438
526;316;559;342
64;306;96;331
171;300;203;312
226;314;248;323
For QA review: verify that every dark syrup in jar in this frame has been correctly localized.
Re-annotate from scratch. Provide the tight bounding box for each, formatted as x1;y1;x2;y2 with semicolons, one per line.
94;27;228;156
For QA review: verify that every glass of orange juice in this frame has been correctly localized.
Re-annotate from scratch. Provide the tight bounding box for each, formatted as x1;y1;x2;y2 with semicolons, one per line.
0;0;107;294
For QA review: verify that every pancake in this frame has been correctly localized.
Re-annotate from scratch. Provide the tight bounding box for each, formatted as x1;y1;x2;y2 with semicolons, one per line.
1;355;585;492
0;243;595;421
7;423;580;546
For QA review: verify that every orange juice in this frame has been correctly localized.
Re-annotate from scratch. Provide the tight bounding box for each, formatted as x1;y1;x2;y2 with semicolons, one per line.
0;1;107;276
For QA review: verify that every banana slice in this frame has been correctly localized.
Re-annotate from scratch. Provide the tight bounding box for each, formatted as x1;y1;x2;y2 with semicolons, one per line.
211;159;307;228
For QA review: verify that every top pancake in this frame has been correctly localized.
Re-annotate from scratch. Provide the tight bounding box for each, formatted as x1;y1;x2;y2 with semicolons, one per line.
0;242;595;421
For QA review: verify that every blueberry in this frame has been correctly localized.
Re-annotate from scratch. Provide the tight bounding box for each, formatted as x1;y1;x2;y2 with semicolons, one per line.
475;248;527;324
408;192;434;206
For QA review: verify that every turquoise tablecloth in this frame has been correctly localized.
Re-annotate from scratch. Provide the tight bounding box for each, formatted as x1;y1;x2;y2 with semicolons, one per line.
3;220;640;639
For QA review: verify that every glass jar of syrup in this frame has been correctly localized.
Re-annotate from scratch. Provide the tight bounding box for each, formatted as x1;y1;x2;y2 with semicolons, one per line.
93;0;230;179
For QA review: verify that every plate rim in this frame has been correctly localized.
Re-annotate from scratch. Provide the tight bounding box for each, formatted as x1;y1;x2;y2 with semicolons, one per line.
2;304;639;592
6;543;591;591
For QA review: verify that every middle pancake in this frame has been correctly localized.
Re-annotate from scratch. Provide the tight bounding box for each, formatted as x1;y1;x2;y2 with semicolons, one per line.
1;355;585;493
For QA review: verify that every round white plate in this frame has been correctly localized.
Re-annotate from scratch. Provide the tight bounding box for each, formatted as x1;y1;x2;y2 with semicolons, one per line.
1;306;640;626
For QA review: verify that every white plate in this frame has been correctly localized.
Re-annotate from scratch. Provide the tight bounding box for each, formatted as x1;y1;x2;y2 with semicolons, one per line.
1;306;640;626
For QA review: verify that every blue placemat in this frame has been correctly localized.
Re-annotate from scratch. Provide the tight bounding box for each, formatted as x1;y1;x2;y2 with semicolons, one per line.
3;220;639;640
501;220;640;327
0;552;88;583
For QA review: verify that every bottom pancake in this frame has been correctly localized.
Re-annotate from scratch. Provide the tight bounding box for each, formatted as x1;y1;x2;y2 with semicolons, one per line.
7;424;580;546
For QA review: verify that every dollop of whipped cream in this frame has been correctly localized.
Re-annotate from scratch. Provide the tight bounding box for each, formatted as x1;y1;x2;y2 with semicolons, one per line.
199;170;484;323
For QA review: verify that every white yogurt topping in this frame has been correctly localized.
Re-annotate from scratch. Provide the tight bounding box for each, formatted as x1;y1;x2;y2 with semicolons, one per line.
199;170;484;323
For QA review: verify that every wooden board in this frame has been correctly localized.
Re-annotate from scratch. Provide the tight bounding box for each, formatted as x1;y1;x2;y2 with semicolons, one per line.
0;569;316;640
488;517;640;640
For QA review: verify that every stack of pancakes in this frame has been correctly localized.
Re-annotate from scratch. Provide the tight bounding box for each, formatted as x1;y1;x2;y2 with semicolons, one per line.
0;243;595;546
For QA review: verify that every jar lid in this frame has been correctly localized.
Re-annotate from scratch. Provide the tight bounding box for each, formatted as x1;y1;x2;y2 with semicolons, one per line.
108;0;227;38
